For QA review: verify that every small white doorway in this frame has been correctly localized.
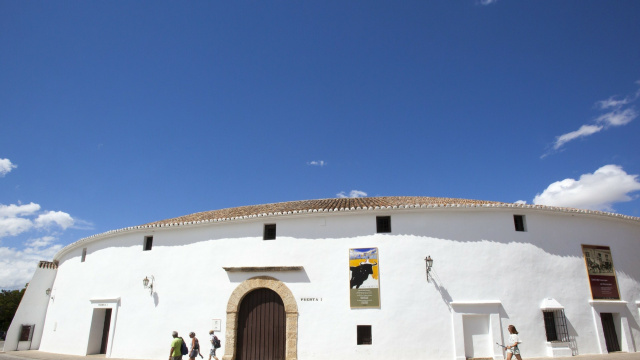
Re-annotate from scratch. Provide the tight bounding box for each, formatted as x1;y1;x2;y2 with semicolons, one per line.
88;298;120;357
87;308;112;355
463;314;492;359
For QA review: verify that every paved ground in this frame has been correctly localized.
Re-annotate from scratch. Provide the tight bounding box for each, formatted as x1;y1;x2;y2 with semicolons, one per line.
1;348;639;360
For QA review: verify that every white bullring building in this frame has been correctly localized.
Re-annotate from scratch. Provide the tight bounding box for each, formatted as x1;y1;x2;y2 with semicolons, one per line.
5;196;640;360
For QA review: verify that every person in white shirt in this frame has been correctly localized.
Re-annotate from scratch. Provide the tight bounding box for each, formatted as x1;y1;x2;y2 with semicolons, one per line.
505;325;523;360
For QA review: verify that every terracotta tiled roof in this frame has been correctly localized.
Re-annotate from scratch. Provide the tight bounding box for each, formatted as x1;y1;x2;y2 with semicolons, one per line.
142;196;506;226
54;196;640;261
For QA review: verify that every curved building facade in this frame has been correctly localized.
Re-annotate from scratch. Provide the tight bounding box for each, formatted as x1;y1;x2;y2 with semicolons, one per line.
6;197;640;360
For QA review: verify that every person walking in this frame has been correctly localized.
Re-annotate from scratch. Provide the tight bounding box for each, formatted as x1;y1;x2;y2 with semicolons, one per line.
208;330;220;360
188;332;202;360
505;325;523;360
169;331;183;360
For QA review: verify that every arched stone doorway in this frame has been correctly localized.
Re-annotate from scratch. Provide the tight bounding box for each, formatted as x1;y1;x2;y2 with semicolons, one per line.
223;276;298;360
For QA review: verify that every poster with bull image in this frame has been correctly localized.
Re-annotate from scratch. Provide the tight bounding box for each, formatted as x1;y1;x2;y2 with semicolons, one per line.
349;247;380;308
581;244;620;300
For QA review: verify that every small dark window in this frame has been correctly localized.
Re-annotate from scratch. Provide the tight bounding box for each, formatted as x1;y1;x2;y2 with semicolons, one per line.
357;325;372;345
19;325;33;341
514;215;526;232
543;311;558;341
263;224;276;240
81;248;87;262
144;236;153;251
376;216;391;233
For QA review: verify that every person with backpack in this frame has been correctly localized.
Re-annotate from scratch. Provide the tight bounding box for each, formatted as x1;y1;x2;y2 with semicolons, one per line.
208;330;221;360
169;331;186;360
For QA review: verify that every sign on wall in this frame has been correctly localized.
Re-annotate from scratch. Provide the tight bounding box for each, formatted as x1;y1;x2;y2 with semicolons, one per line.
581;245;620;300
211;319;221;332
349;247;380;308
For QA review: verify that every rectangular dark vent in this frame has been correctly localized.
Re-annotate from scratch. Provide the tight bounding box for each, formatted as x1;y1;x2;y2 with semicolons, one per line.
264;224;276;240
357;325;372;345
376;216;391;233
514;215;526;232
144;236;153;251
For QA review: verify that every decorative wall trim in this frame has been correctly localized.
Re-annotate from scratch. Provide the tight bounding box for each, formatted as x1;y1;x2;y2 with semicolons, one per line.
223;276;298;360
223;266;303;272
38;261;58;269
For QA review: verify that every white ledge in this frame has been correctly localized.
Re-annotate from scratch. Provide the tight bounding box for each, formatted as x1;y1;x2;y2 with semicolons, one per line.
589;300;628;305
450;300;502;306
541;298;564;310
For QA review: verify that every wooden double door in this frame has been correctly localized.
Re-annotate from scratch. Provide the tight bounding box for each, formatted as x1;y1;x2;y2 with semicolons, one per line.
236;288;286;360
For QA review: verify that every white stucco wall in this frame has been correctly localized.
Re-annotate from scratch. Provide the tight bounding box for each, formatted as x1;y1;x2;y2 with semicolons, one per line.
32;207;640;360
4;263;57;352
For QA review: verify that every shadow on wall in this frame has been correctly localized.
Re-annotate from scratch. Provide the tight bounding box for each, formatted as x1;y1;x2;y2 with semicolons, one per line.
59;210;640;283
565;318;580;356
623;306;639;352
430;270;453;312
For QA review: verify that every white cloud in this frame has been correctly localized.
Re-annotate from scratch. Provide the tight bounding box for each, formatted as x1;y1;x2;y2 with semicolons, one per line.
549;83;639;152
307;160;326;167
553;124;603;150
533;165;640;211
478;0;498;5
0;202;76;239
35;211;75;230
595;108;637;126
26;236;56;249
0;217;34;238
514;200;527;205
0;158;17;177
0;237;62;289
0;202;41;218
597;96;631;109
337;190;368;198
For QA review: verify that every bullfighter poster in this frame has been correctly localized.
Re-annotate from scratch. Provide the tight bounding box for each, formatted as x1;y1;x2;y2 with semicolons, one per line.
581;245;620;300
349;247;380;308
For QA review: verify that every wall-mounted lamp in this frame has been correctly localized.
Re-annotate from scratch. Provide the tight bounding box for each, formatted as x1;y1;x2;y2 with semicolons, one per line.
425;256;434;282
143;275;154;295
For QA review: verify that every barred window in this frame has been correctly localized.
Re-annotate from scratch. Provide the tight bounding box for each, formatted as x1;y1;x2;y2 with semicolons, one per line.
19;325;33;341
543;310;569;342
543;311;558;341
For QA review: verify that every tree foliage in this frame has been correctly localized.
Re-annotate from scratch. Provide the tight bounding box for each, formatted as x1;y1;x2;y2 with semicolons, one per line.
0;285;27;338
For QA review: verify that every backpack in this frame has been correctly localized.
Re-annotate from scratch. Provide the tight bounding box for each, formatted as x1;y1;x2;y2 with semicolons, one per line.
213;336;221;349
180;337;189;356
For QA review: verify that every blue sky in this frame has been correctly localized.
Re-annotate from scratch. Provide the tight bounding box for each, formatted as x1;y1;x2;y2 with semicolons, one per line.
1;0;640;289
